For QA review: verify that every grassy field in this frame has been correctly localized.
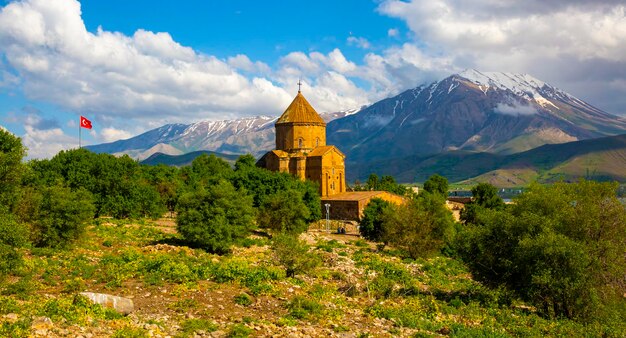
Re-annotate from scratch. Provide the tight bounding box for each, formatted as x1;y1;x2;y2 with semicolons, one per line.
1;218;620;337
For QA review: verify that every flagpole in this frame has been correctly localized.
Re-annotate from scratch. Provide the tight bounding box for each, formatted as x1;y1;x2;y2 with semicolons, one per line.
79;118;82;149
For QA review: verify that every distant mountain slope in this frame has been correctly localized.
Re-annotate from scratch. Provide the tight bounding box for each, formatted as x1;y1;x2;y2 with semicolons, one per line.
87;110;357;160
351;134;626;185
328;70;626;164
141;150;241;167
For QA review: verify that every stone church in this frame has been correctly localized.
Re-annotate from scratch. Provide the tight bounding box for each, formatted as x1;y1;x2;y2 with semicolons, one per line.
257;89;346;198
258;88;405;221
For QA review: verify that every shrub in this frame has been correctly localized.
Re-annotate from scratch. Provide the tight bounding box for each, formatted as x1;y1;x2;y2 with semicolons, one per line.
22;186;95;248
457;180;626;322
0;129;26;209
180;319;218;336
234;293;253;306
272;233;320;278
423;174;448;196
359;198;391;242
287;295;323;319
257;189;310;234
382;192;455;259
226;323;253;338
0;212;29;280
177;180;255;254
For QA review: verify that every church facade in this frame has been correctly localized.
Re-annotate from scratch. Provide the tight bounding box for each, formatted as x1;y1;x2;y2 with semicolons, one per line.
258;90;346;197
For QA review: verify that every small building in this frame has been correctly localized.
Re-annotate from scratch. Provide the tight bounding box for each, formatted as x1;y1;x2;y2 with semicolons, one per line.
321;191;406;221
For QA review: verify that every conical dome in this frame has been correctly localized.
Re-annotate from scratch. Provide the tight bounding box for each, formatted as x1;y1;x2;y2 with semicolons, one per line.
276;92;326;125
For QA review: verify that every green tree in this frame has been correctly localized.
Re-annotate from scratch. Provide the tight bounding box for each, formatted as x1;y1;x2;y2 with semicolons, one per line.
359;198;391;243
457;180;626;321
423;174;449;196
230;166;321;222
176;180;255;254
271;233;320;278
0;211;29;280
21;186;95;248
383;192;455;259
366;173;379;190
257;189;310;234
234;154;256;171
0;129;26;208
460;182;505;224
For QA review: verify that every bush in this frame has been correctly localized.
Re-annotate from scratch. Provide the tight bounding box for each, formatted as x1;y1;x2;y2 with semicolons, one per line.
382;192;455;259
21;186;95;248
234;293;253;306
177;180;255;254
457;180;626;322
272;233;320;278
0;129;26;209
460;183;505;224
423;174;448;196
0;212;29;280
257;189;310;234
359;198;391;242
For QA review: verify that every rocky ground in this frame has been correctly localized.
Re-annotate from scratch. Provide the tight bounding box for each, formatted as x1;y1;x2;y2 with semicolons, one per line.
0;218;606;337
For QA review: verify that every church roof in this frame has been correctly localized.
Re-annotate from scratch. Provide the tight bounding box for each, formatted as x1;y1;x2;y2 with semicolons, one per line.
276;92;326;125
308;145;345;157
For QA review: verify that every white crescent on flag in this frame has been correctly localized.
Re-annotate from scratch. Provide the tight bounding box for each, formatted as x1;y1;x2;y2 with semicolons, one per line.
80;116;92;129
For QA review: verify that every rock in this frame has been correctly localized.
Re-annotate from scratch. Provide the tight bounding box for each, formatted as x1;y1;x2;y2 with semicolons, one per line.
31;316;54;330
3;313;18;322
79;292;134;315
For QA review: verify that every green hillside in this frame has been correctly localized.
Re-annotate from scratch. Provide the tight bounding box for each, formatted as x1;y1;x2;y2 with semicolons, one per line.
351;134;626;186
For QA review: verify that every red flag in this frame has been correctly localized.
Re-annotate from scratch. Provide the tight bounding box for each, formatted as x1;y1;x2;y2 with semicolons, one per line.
80;116;92;129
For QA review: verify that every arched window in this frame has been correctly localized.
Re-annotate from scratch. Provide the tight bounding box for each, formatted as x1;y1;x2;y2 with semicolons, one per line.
298;138;303;148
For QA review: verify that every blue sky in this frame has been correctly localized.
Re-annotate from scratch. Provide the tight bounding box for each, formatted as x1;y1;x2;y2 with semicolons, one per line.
1;0;625;158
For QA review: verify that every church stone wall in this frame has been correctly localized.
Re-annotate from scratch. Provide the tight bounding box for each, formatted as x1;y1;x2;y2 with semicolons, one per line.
276;123;326;152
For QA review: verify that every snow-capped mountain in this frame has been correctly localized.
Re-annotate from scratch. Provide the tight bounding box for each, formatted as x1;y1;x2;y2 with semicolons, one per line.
89;69;626;165
87;111;358;160
328;69;626;164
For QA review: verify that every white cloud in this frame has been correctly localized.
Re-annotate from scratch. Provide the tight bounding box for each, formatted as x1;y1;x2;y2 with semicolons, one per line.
494;101;538;116
377;0;626;114
1;0;626;159
0;0;293;122
21;125;76;159
347;36;371;49
378;1;626;60
227;54;271;74
100;127;133;142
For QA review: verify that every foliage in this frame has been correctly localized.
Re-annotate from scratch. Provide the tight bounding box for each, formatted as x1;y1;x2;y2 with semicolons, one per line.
226;323;253;338
0;129;26;209
286;295;323;320
382;192;455;259
176;180;255;254
231;162;321;222
460;182;505;224
27;149;166;219
257;189;310;234
179;319;218;336
457;180;626;321
423;174;449;196
19;186;95;248
234;292;253;306
0;211;29;280
358;198;392;243
354;173;408;195
272;233;320;278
